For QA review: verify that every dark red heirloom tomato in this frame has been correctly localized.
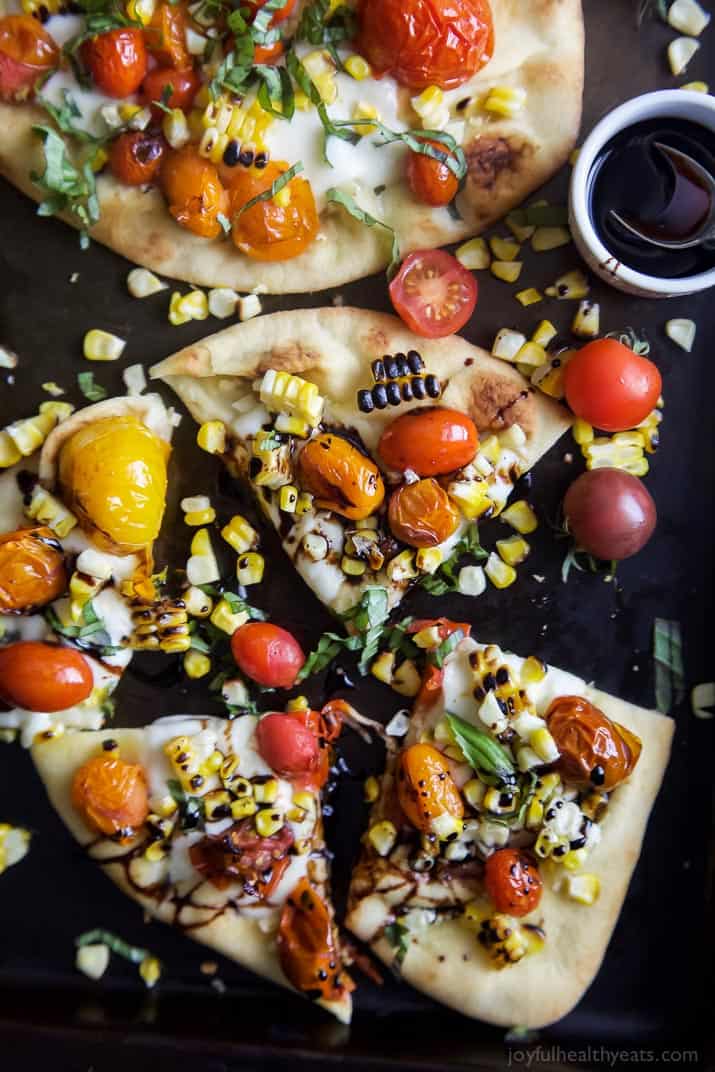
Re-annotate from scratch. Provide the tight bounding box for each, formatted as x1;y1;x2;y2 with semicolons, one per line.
563;468;657;561
256;712;320;779
230;621;304;688
0;14;59;100
484;848;543;917
109;131;165;186
563;339;662;432
141;66;199;120
0;641;93;712
406;137;459;207
389;250;478;338
82;27;148;98
378;407;478;476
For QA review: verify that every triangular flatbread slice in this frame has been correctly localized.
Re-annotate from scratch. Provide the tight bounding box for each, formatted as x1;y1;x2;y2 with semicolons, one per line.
31;710;353;1022
346;634;673;1028
152;308;570;618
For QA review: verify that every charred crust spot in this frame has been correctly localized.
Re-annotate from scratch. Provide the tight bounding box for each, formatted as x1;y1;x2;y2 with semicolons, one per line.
465;136;530;191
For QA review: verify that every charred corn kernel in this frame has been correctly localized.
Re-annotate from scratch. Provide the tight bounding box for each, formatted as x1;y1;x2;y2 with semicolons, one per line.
0;432;21;468
482;85;526;117
253;779;278;804
199;126;226;161
126;0;155;25
274;412;310;437
341;554;366;577
583;434;649;477
479;913;529;966
368;820;397;856
371;650;395;685
144;839;167;862
545;269;590;300
532;320;558;348
516;288;543;307
184;507;216;526
224;770;252;799
25;486;77;537
83;329;126;362
482;787;516;816
130;598;191;653
221;515;258;554
496;534;530;566
210;597;249;635
392;659;421;698
572;418;594;446
490;236;520;261
447;478;491;520
572;300;600;339
565;873;600;905
352;100;379;134
514;340;547;367
530;727;560;763
531;226;571;252
431;812;463;840
531;351;575;400
279;485;299;513
492;328;527;362
386;549;417;583
201;789;231;821
236;552;264;586
255;809;284;838
485;552;517;589
164;736;202;792
345;54;372;80
535;773;561;802
139;956;161;988
416;546;444;574
231;797;258;820
491;260;523;283
162;108;190;149
521;655;546;685
259;369;324;427
183;586;213;618
363;775;380;803
69;571;103;622
183;650;211;679
501;500;538;535
525;797;544;829
197;420;226;454
562;848;589;872
464;778;486;808
456;237;491;270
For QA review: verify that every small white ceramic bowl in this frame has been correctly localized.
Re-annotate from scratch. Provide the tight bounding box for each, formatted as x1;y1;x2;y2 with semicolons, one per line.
569;89;715;298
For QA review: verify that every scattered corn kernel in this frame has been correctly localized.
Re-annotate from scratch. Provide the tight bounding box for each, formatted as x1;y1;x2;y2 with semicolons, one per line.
183;586;213;618
514;340;547;367
255;809;284;838
236;551;264;586
457;564;486;597
183;650;211;679
221;514;258;554
500;500;538;535
455;237;491;270
363;775;380;803
492;328;527;362
491;261;523;284
139;956;162;988
392;659;421;698
572;418;594;446
490;236;520;261
208;288;239;319
279;485;299;513
210;597;249;635
516;288;543;307
564;873;600;905
531;319;558;348
345;54;372;80
485;552;517;589
545;269;590;300
231;796;258;819
482;85;526;118
197;420;226;455
496;534;530;567
367;820;397;856
76;943;110;981
162;107;190;148
371;651;395;685
531;226;571;252
572;301;600;339
668;35;700;76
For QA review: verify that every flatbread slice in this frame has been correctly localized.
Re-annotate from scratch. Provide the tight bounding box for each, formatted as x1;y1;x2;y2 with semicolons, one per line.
152;307;571;618
346;635;673;1028
31;709;354;1022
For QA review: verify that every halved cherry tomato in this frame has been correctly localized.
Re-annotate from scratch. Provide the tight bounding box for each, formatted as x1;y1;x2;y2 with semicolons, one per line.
389;250;478;338
81;28;148;98
109;131;165;186
297;433;385;521
256;712;321;778
0;14;59;101
72;753;149;837
226;160;319;261
378;407;478;476
278;878;352;1000
146;2;190;69
407;618;471;641
0;526;66;614
0;641;93;712
160;145;229;238
416;664;444;708
547;696;642;791
141;66;199;120
563;339;662;432
357;0;494;90
388;477;460;548
396;742;464;832
230;621;304;688
406;138;459;207
189;820;294;892
484;848;542;917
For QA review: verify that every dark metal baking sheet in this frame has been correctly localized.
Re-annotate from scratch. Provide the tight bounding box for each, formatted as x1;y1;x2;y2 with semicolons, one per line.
0;1;713;1068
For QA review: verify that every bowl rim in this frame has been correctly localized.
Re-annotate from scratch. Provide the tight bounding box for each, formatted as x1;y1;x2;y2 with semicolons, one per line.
569;89;715;296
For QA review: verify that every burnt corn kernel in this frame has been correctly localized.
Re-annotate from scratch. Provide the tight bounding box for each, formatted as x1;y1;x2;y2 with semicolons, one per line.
372;383;389;410
401;380;413;402
411;377;426;400
357;389;375;413
407;349;424;373
386;382;402;406
222;140;241;167
395;352;410;377
371;358;386;382
238;147;255;167
425;374;440;398
254;151;268;168
384;355;399;379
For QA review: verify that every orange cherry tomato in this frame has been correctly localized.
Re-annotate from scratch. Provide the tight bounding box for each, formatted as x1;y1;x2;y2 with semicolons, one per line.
389;250;478;338
0;14;59;100
226;160;319;261
256;712;321;779
406;138;459;207
71;753;149;838
109;131;165;186
547;696;642;791
0;526;66;613
416;664;444;708
379;407;478;476
160;145;229;238
146;2;190;69
357;0;494;90
0;641;93;712
297;433;385;521
230;621;304;688
253;40;284;63
81;28;148;98
396;742;464;832
484;848;542;917
278;878;352;1000
141;66;199;120
563;339;663;433
388;477;459;548
243;0;297;25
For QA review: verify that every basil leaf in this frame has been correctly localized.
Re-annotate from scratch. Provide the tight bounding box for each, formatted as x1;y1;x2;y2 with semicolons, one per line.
428;629;465;669
76;929;152;964
77;370;107;401
445;712;516;787
296;0;356;47
31;125;100;247
255;64;295;120
421;524;487;595
296;633;354;682
653;618;685;714
251;0;291;36
383;921;409;967
298;587;392;681
37;90;100;144
325;188;401;277
234;161;304;217
222;591;268;620
167;778;206;830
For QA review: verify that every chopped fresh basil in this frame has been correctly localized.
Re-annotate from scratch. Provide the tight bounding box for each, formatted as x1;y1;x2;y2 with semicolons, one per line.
421;525;487;596
653;618;685;714
428;628;465;669
45;602;107;642
32;126;100;249
167;779;206;830
76;929;152;965
37;90;100;144
383;921;409;967
296;632;360;682
445;712;516;788
255;65;295;120
77;370;107;401
100;696;116;720
189;632;211;654
296;0;356;48
251;0;291;37
382;617;418;659
325;188;401;277
222;590;268;620
560;546;616;585
298;587;392;681
234;162;304;218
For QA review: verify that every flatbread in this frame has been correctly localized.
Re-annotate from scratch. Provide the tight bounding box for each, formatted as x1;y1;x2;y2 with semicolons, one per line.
31;714;353;1023
0;0;583;292
151;307;571;616
346;639;673;1028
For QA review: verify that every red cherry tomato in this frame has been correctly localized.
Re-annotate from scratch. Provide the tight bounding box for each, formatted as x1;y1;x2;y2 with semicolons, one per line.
141;66;199;120
407;618;470;641
230;622;304;688
109;131;165;186
82;28;148;98
484;848;543;917
0;641;93;712
146;2;190;69
563;339;662;432
0;14;59;100
406;137;459;206
379;407;479;475
563;469;657;561
389;250;477;338
256;712;321;779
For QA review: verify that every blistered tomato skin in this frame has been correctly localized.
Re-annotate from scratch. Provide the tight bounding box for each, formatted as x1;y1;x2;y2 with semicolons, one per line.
563;469;657;561
406;138;459;207
484;849;543;917
278;878;350;1000
256;712;320;778
379;408;478;476
230;622;304;688
0;15;60;100
0;642;93;712
298;434;385;521
563;339;662;432
147;2;190;69
81;28;148;98
389;250;478;338
547;696;642;791
109;131;165;186
0;526;66;613
226;161;319;261
141;67;199;120
161;146;229;239
71;754;149;837
388;478;460;548
396;743;464;832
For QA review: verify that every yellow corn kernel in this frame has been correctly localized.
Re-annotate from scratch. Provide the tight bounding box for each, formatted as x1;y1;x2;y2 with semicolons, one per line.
139;956;161;988
485;552;517;589
525;797;544;830
412;84;444;121
515;341;548;369
496;535;530;566
285;697;309;716
210;597;249;636
531;319;558;348
521;655;546;685
562;848;589;872
500;500;538;535
490;236;520;261
183;586;213;618
415;546;444;574
126;0;155;25
274;413;310;438
0;431;21;469
564;873;600;905
352;100;379;134
162;108;190;149
6;411;54;456
279;485;299;513
431;812;463;840
176;290;209;322
392;659;421;698
455;237;491;271
190;528;213;557
482;85;526;118
184;508;216;527
253;779;279;805
583;434;649;477
681;80;709;92
259;369;324;427
69;571;102;622
531;351;575;400
491;261;523;284
183;650;211;679
197;420;226;455
447;478;492;520
40;400;73;422
516;288;543;307
530;727;560;763
367;820;397;856
236;552;264;586
144;840;167;863
168;291;189;326
386;549;417;583
545;269;590;300
371;651;395;685
231;797;258;820
463;778;486;809
531;226;571;252
255;809;284;838
363;775;380;803
479;434;501;464
25;486;77;537
572;300;600;339
345;54;372;80
221;515;258;555
164;736;201;792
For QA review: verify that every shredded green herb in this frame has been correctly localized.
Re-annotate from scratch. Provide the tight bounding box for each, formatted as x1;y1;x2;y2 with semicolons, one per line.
329;119;467;182
296;0;356;53
298;586;392;681
445;712;516;788
45;601;107;641
234;162;304;217
37;90;101;144
427;629;466;669
420;525;487;596
76;929;152;964
325;188;401;277
167;779;206;830
561;546;617;585
653;618;685;714
32;126;100;249
383;921;409;968
77;370;108;402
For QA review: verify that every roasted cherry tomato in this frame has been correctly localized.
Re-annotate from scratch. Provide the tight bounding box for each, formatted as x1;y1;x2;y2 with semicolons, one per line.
256;712;321;779
388;477;460;548
406;138;459;207
416;664;444;708
547;696;642;791
389;250;478;338
0;641;93;712
396;742;464;832
230;622;304;688
141;66;199;120
71;753;149;837
81;28;148;98
253;40;284;63
58;416;170;554
161;145;229;238
379;407;478;476
0;526;66;613
190;819;294;892
146;2;190;69
484;848;542;917
563;339;662;432
297;433;385;521
357;0;494;90
563;469;657;561
278;878;351;1000
0;14;59;100
225;160;319;261
109;131;165;186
